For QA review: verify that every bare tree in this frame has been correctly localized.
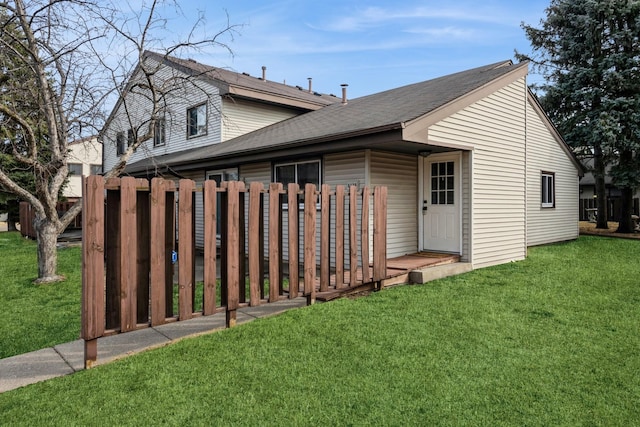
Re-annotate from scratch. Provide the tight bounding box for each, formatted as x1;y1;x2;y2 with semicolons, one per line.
0;0;237;283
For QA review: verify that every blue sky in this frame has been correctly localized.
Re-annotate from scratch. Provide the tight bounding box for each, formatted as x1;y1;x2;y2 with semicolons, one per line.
159;0;551;98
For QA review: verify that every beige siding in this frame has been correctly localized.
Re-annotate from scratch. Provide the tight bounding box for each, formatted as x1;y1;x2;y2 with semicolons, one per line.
461;151;471;263
369;151;418;258
222;98;300;141
526;98;580;246
324;151;367;266
429;78;527;268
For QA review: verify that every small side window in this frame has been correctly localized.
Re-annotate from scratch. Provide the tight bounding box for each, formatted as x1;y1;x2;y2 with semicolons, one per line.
541;172;555;208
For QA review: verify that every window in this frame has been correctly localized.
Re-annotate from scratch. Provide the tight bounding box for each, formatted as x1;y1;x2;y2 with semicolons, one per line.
431;161;455;205
274;160;321;189
127;128;135;148
153;118;166;147
541;172;555;208
187;104;207;137
68;163;83;175
116;131;125;155
90;164;102;175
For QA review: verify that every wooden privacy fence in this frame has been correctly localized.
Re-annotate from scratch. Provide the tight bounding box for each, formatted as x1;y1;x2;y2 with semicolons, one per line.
82;176;387;367
19;200;82;238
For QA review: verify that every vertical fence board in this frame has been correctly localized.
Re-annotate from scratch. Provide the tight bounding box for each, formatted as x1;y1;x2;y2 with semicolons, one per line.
269;183;282;302
136;182;151;324
304;183;317;304
226;181;243;325
335;185;345;289
249;182;264;306
82;176;105;341
119;177;137;332
320;184;330;291
203;180;218;315
178;179;195;320
349;186;358;287
373;186;388;282
361;187;371;283
287;183;299;298
150;178;167;326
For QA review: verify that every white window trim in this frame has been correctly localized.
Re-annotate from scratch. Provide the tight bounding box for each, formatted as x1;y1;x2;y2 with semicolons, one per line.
541;171;555;208
153;118;166;147
187;103;207;138
274;159;322;210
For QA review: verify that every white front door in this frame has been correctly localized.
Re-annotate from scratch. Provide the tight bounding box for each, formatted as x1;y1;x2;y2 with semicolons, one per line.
422;153;461;253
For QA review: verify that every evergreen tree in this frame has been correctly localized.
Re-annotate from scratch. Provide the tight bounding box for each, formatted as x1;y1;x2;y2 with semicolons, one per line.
520;0;640;232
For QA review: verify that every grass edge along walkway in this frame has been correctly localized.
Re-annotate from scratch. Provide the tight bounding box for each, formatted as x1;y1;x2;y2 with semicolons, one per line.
0;235;639;425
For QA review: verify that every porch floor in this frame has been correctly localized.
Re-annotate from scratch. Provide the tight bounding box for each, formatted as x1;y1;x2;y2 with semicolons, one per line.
313;252;460;301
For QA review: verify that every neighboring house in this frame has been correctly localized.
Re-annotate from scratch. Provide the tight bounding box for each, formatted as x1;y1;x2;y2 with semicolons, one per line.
578;159;640;221
65;136;103;199
103;53;583;270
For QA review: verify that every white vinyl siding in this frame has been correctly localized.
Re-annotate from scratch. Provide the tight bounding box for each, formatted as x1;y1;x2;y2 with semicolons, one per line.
526;98;580;246
369;151;418;259
102;60;222;172
222;98;301;141
429;77;527;269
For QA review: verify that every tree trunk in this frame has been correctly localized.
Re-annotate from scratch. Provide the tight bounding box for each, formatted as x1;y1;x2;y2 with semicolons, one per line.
34;217;63;284
593;148;608;229
616;187;634;233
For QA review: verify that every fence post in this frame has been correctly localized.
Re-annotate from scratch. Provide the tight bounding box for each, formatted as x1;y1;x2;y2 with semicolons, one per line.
203;180;218;315
287;183;299;298
304;183;317;304
82;175;105;368
373;186;388;287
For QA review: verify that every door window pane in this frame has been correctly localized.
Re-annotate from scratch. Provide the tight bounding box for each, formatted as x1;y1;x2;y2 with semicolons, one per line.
431;161;455;205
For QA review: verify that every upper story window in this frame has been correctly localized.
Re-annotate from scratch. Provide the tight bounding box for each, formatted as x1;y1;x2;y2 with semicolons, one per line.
116;131;125;155
187;103;207;138
68;163;83;175
274;160;321;189
541;171;555;208
127;128;135;148
154;118;166;147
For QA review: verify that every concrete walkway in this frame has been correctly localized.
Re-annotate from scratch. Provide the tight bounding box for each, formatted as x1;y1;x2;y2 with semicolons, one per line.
0;297;308;394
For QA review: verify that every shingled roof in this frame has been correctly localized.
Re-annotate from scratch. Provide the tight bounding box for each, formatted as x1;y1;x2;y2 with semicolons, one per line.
144;51;338;108
126;60;528;173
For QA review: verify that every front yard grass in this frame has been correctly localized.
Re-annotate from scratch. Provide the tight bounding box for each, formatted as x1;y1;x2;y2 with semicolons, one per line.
0;235;639;425
0;232;81;359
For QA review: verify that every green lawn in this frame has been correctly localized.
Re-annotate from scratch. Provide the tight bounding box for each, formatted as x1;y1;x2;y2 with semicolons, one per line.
1;235;639;425
0;233;82;359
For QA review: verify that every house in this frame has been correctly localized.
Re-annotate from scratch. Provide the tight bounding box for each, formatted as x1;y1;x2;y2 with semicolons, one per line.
65;136;103;200
102;53;582;270
578;159;640;221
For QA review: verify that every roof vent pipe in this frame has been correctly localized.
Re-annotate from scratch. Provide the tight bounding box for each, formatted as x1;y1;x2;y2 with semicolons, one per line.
308;77;312;93
261;66;266;81
341;84;348;105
